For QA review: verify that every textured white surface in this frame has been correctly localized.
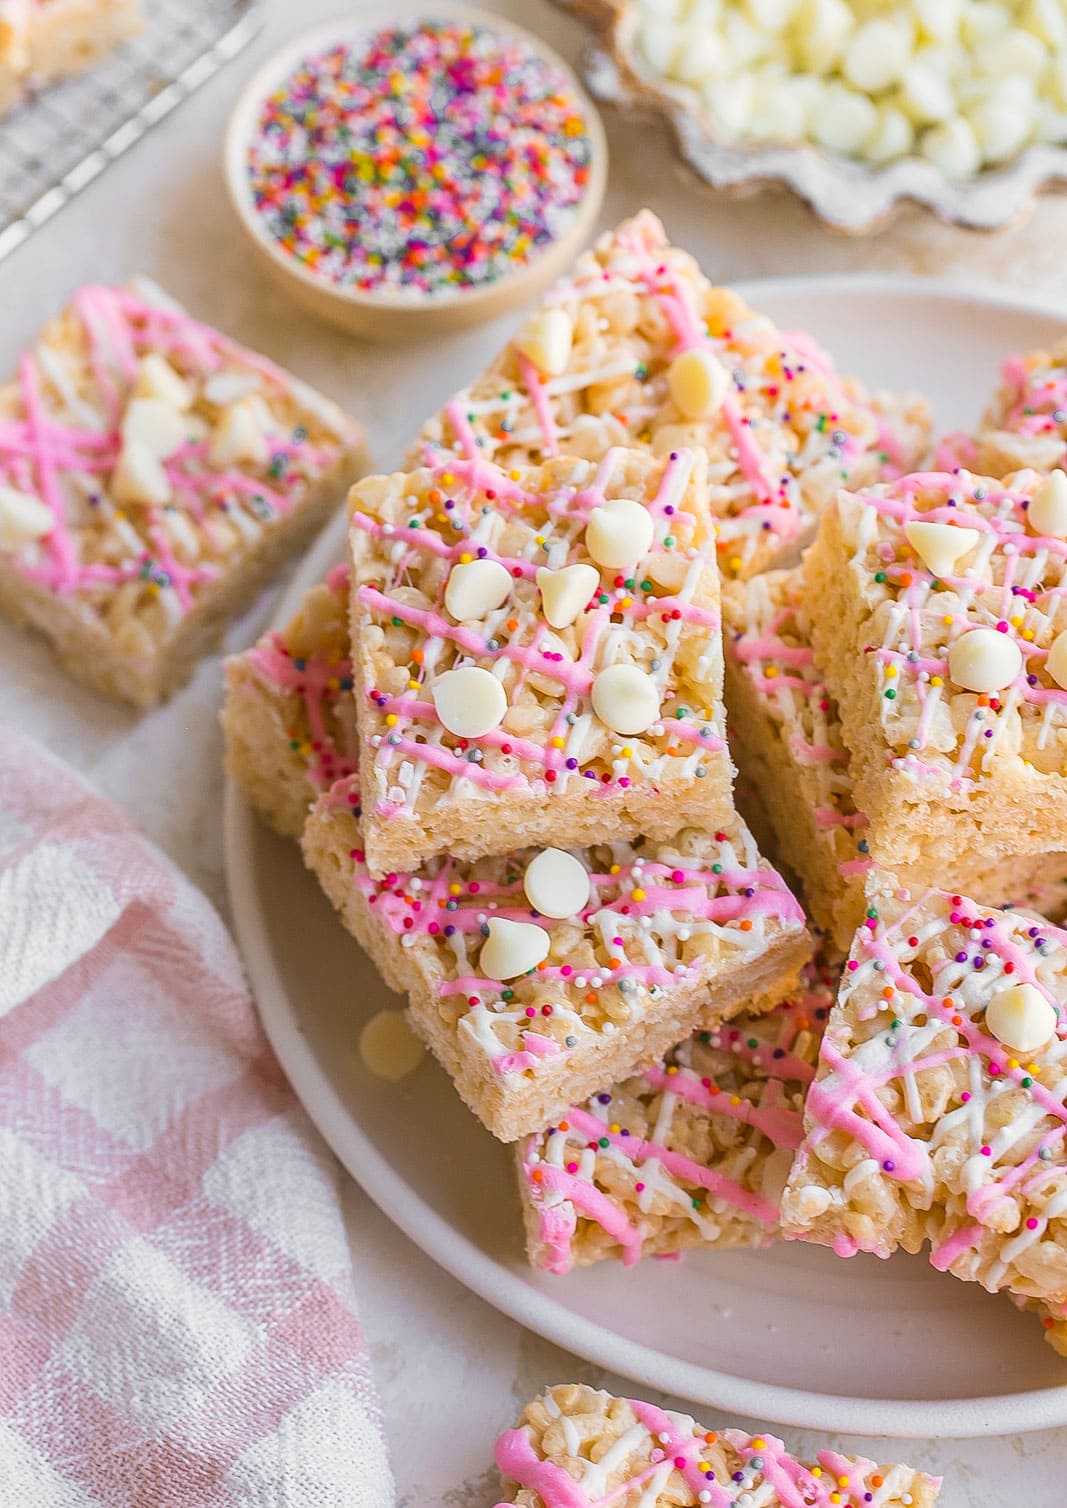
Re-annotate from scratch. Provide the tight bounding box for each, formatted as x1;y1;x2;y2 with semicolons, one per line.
6;0;1067;1501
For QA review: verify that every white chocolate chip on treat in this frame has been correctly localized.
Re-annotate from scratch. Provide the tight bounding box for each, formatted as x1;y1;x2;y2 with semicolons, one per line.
1046;630;1067;689
359;1009;424;1081
515;307;573;378
523;848;591;919
0;486;53;551
947;626;1023;693
121;398;187;460
1028;470;1067;538
536;563;600;629
904;519;979;577
134;353;193;411
585;498;655;569
479;917;551;980
444;558;512;622
591;663;661;734
112;442;173;507
208;397;271;468
667;348;730;420
985;982;1057;1054
432;665;507;737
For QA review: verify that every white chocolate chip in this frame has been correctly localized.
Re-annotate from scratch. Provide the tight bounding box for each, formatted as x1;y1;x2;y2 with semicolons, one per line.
133;353;193;411
515;307;573;378
842;18;912;93
591;663;661;735
536;563;600;629
1046;630;1067;689
208;397;271;468
112;442;173;507
585;498;655;570
865;103;914;163
432;665;507;738
921;116;982;176
793;0;854;73
204;371;259;406
444;558;512;622
479;917;551;980
523;848;591;919
985;983;1057;1054
813;82;879;152
359;1009;424;1081
967;98;1033;164
0;486;53;551
1028;470;1067;538
121;398;187;460
668;348;730;420
900;61;955;124
904;519;979;576
947;626;1023;693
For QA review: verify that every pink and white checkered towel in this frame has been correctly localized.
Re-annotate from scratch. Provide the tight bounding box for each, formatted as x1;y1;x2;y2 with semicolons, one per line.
0;728;395;1508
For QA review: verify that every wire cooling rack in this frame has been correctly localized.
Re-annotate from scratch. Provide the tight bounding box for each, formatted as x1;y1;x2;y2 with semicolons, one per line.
0;0;261;263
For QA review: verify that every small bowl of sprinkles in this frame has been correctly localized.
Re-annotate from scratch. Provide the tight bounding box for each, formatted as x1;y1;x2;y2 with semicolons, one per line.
224;5;607;341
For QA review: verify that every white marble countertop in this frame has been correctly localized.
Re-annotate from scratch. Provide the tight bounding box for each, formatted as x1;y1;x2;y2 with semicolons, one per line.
4;1;1067;1502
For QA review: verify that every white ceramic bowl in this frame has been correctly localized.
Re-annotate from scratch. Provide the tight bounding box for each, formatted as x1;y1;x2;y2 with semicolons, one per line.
223;5;608;340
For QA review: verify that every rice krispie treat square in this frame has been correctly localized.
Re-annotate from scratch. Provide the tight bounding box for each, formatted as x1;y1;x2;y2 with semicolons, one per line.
303;779;811;1141
782;874;1067;1355
802;468;1067;880
723;566;1067;946
518;959;835;1272
495;1385;941;1508
221;565;358;839
0;280;368;705
938;340;1067;480
415;210;931;580
0;0;141;114
348;446;733;878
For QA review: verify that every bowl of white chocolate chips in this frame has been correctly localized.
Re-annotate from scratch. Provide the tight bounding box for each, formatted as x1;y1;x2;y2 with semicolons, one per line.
560;0;1067;232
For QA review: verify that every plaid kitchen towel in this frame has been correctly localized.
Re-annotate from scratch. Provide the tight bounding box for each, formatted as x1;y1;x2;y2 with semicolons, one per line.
0;727;394;1507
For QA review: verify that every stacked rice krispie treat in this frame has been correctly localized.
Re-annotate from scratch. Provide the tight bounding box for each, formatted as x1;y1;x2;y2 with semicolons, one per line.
495;1385;941;1508
0;279;368;704
0;0;141;114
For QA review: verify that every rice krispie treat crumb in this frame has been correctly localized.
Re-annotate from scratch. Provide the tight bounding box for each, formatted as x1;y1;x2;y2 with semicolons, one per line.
519;959;835;1271
348;445;733;878
802;468;1067;879
415;210;930;580
783;874;1067;1354
494;1384;941;1508
303;776;810;1141
221;564;358;838
0;279;367;705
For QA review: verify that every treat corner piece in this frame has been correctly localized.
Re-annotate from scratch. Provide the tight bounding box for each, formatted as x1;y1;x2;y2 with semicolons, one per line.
0;280;368;706
784;869;1067;1353
494;1383;941;1506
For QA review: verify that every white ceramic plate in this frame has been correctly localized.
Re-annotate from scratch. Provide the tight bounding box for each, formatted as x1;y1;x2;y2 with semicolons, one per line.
226;276;1067;1439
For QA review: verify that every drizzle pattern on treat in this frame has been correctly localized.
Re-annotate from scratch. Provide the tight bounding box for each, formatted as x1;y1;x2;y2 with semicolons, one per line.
244;563;358;793
350;447;728;817
829;469;1067;787
494;1384;941;1508
418;212;929;577
320;774;805;1079
521;963;834;1272
786;881;1067;1334
0;281;354;632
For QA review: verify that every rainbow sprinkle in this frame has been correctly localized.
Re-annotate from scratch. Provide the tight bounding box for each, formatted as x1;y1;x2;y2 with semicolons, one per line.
246;21;594;300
